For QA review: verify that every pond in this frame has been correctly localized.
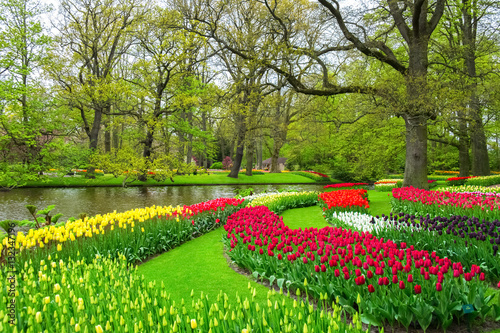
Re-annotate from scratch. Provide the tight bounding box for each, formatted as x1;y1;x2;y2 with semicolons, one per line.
0;184;326;221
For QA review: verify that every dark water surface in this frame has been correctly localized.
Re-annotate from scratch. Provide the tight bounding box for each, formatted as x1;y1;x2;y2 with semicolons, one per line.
0;184;325;221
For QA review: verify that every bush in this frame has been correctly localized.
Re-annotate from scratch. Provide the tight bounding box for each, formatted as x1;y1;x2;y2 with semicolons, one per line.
209;162;223;169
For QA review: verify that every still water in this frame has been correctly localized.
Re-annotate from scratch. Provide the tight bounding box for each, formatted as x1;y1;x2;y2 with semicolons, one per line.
0;184;326;221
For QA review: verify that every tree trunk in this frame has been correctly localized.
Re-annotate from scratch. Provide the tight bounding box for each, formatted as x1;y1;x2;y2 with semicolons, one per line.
86;108;103;179
186;112;193;164
104;114;111;153
462;1;489;175
402;114;428;189
228;113;246;178
458;110;470;177
256;136;263;169
402;39;429;189
245;139;254;176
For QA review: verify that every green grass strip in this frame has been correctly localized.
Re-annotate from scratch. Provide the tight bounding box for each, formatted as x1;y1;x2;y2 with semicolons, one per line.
11;173;324;188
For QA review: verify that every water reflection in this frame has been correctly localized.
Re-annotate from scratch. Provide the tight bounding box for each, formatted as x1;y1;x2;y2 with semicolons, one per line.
0;184;325;221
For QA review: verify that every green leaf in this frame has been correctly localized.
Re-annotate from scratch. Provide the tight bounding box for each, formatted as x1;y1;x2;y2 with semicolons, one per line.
51;213;63;224
25;205;37;215
361;313;382;327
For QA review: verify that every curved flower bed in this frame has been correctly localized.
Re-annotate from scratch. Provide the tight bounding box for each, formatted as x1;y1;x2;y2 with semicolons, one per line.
224;206;496;330
392;187;500;220
2;198;244;269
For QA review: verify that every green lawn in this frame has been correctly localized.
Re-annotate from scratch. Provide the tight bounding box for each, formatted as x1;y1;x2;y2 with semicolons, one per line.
367;190;393;216
9;172;331;188
137;227;292;309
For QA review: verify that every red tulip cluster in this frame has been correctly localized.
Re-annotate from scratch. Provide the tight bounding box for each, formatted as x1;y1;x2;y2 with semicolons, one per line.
392;186;500;220
447;176;475;182
180;198;244;217
324;183;368;189
318;189;369;214
224;206;495;329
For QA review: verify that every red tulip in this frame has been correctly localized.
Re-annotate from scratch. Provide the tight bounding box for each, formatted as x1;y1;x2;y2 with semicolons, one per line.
407;274;413;283
399;281;405;289
392;275;398;284
436;283;442;291
414;285;422;294
368;284;375;293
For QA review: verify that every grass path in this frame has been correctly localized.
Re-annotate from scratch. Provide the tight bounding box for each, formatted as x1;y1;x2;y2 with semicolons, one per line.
137;227;290;309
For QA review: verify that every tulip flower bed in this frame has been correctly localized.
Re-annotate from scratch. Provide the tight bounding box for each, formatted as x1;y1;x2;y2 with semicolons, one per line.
360;213;500;281
2;198;244;270
439;185;500;195
446;176;476;186
224;206;499;331
392;187;500;221
1;255;365;333
247;191;319;214
467;175;500;187
374;179;401;192
318;189;369;215
324;183;369;190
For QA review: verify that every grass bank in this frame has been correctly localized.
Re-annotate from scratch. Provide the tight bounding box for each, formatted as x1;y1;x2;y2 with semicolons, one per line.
6;172;339;188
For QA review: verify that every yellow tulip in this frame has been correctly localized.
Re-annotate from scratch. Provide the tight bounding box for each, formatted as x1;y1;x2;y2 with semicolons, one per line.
190;319;197;329
95;325;103;333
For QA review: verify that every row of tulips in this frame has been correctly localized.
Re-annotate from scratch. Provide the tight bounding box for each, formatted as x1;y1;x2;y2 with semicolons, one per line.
446;176;475;186
438;185;500;194
1;255;365;333
324;183;369;190
374;180;401;192
2;198;244;270
392;187;500;221
318;189;369;215
224;206;499;331
467;175;500;187
327;211;500;281
246;191;319;215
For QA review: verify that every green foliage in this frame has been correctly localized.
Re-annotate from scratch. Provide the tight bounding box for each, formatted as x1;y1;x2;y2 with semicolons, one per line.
0;163;43;189
210;162;223;169
234;187;254;198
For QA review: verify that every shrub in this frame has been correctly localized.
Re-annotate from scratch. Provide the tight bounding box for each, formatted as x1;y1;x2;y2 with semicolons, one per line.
222;156;233;170
209;161;223;169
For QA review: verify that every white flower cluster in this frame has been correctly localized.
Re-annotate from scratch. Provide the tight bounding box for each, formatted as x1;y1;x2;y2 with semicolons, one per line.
330;211;391;233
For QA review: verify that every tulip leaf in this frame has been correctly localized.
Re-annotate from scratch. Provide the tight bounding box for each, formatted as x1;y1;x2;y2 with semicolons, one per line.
361;313;382;327
268;275;276;287
277;278;285;289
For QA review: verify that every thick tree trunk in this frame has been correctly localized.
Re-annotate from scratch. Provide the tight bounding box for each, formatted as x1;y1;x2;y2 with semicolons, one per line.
228;113;246;178
245;139;254;176
402;114;428;189
402;39;429;189
458;138;470;177
471;116;490;175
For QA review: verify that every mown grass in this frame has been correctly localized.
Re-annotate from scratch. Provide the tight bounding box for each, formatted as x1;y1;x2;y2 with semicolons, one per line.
137;227;293;310
8;172;329;188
